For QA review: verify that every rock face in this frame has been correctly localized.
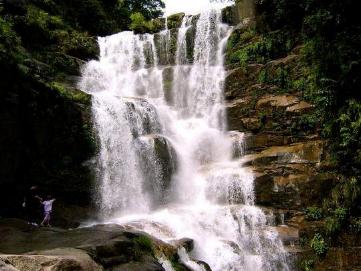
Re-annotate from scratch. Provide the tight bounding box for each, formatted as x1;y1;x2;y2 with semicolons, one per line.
0;76;96;227
223;21;361;270
0;219;189;271
244;139;336;210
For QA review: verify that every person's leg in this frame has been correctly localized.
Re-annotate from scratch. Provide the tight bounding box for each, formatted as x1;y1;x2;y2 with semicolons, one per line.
44;212;51;226
29;206;37;224
47;212;52;227
41;212;48;226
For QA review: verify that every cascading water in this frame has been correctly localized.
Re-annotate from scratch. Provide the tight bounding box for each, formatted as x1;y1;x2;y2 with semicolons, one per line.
80;9;290;271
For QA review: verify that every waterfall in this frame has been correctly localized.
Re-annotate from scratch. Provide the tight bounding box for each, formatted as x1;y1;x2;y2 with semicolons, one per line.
79;9;290;271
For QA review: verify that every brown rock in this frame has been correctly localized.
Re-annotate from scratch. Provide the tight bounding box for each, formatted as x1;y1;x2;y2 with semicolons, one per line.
0;250;103;271
224;65;263;100
274;226;299;246
256;95;299;110
315;247;361;271
0;260;19;271
286;101;314;114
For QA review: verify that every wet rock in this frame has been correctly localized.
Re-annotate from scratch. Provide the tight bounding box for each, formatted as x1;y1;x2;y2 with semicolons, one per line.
162;67;174;104
154;29;178;65
0;219;185;271
172;238;194;252
167;13;186;29
186;23;197;62
196;261;212;271
274;226;299;246
137;134;177;205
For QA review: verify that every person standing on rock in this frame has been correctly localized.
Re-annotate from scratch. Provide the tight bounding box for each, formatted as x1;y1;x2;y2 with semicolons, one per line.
23;186;42;226
40;195;56;227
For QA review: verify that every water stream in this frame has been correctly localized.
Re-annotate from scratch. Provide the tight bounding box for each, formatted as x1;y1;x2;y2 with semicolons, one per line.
80;9;289;271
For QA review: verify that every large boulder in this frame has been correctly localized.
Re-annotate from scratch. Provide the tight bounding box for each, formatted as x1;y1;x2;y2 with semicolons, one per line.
0;250;102;271
137;134;177;206
0;219;190;271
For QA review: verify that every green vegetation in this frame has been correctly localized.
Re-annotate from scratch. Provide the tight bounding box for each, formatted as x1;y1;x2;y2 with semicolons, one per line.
299;259;315;271
227;29;296;67
310;233;328;256
305;207;323;221
350;217;361;233
129;12;164;34
134;235;154;253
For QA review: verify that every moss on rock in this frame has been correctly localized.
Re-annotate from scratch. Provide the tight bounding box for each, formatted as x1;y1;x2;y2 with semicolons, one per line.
167;13;185;29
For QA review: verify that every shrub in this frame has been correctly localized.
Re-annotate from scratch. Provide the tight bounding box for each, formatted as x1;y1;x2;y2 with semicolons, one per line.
325;208;348;235
130;12;155;34
337;100;361;164
350;217;361;233
334;207;348;221
325;216;341;235
305;207;323;221
325;177;360;212
0;17;21;50
310;233;328;256
299;259;315;271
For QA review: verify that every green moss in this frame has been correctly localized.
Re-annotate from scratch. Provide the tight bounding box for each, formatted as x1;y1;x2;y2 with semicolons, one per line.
167;13;185;29
134;236;153;251
50;82;91;105
170;254;188;271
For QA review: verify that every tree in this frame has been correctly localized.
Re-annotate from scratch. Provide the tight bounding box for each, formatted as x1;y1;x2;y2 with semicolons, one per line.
119;0;165;20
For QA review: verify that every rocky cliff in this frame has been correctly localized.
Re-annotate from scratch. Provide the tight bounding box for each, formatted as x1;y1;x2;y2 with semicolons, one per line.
223;1;361;270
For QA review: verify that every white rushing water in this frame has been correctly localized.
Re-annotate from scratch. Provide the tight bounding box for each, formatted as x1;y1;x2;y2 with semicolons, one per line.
79;9;290;271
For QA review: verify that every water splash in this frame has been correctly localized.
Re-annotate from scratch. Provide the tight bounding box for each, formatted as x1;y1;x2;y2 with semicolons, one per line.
79;9;290;271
